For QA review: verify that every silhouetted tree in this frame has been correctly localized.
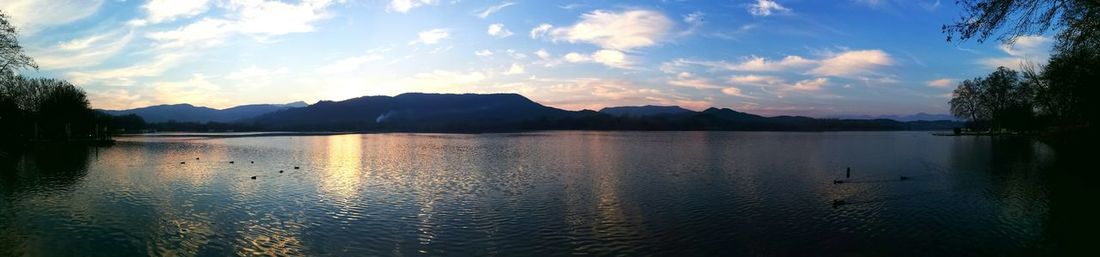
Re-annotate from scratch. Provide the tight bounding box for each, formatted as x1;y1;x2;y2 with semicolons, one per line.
945;1;1100;132
0;11;104;141
1;10;37;79
1;76;100;139
108;114;146;132
1037;47;1100;129
943;0;1099;51
950;78;988;124
949;66;1037;131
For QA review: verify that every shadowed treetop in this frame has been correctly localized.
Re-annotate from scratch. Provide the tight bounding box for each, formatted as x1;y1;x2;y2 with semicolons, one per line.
0;10;37;77
943;0;1100;50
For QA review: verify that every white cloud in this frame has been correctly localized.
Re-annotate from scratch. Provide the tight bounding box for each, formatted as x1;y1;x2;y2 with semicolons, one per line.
388;0;436;13
487;23;513;38
729;74;786;86
729;75;826;92
476;1;514;18
591;49;629;68
564;52;590;63
999;36;1049;56
722;87;749;97
530;23;553;39
316;53;384;74
145;0;341;48
534;49;551;59
410;29;449;45
665;49;892;80
730;56;815;71
147;18;237;49
30;29;133;70
792;77;828;91
0;0;103;34
475;49;494;56
748;0;791;16
144;0;211;24
66;53;188;86
668;55;815;72
980;35;1051;69
669;72;721;89
682;11;705;35
562;49;631;68
231;0;336;37
809;49;894;77
505;63;525;74
551;9;672;50
927;78;954;88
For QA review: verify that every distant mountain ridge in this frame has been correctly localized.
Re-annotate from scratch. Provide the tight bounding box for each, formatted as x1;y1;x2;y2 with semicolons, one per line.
106;93;962;132
100;101;307;123
240;93;959;132
599;105;694;117
251;93;583;131
828;112;958;122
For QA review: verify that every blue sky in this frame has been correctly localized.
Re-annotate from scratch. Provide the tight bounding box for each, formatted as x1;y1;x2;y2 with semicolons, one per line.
2;0;1053;116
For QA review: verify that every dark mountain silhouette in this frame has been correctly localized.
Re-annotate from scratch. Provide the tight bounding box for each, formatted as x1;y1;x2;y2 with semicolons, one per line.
599;105;693;117
250;93;586;131
106;93;961;132
233;93;959;132
829;112;958;122
101;101;307;123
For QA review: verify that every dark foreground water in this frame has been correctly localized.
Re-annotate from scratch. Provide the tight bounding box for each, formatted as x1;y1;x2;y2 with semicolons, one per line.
0;132;1095;256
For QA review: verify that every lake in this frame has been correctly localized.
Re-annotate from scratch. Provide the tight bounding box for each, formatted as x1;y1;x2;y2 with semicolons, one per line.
0;132;1093;256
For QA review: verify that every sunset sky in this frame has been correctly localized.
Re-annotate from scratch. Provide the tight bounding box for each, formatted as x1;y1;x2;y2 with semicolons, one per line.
2;0;1052;116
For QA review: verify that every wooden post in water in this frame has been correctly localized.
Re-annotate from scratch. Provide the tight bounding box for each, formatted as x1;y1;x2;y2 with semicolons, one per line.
846;167;851;178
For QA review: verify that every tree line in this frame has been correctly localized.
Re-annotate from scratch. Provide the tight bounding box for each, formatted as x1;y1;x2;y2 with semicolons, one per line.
946;0;1099;133
1;10;141;144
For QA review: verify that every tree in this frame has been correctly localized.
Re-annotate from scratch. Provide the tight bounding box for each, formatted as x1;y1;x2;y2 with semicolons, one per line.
943;0;1100;51
950;77;988;124
0;9;109;141
1038;47;1100;128
949;66;1037;131
107;113;146;132
0;10;37;78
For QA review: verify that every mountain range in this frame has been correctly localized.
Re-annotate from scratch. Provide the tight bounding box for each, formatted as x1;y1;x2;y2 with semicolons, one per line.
828;113;959;122
100;101;307;123
102;93;961;132
599;105;694;117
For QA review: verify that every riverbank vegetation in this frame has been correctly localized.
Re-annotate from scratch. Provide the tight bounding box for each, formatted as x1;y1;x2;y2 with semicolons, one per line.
0;10;125;147
945;0;1098;135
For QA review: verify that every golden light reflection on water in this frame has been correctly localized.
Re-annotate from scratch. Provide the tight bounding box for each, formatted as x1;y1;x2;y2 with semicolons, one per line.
321;134;364;203
0;132;1067;256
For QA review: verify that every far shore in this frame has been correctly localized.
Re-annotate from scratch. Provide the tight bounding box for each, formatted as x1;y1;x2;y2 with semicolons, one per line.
114;131;359;138
114;129;960;138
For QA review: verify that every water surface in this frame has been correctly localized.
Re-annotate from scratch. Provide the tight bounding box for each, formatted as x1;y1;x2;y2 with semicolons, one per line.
0;132;1092;256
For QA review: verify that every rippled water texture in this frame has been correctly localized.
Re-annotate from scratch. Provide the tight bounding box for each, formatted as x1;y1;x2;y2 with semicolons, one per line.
0;132;1093;256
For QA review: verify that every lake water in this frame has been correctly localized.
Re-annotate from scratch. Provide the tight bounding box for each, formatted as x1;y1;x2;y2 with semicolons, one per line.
0;132;1093;256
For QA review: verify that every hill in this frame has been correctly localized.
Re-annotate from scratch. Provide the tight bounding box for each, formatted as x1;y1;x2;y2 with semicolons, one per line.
108;93;962;132
101;101;307;123
599;105;694;117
